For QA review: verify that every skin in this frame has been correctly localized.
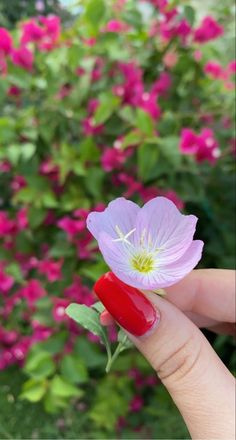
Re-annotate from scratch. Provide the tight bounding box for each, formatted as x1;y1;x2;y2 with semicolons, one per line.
100;269;236;439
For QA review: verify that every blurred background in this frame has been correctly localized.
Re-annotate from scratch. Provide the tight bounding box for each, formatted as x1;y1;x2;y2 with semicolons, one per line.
0;0;235;438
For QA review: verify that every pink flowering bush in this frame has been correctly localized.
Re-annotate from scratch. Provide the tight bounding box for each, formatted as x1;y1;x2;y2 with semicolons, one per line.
0;0;235;435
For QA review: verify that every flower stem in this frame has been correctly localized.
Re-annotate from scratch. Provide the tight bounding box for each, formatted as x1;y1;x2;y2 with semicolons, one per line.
105;334;128;373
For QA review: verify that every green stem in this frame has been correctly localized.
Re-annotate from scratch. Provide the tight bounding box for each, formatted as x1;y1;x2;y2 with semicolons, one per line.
105;334;128;373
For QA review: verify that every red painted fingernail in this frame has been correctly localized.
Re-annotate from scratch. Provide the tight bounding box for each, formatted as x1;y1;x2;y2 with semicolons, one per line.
94;272;159;337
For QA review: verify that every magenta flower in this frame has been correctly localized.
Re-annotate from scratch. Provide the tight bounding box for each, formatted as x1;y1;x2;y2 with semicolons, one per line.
0;28;12;55
194;16;223;43
87;197;203;290
11;46;34;71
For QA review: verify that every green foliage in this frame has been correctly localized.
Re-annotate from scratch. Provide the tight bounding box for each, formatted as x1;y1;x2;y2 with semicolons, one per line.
0;0;235;438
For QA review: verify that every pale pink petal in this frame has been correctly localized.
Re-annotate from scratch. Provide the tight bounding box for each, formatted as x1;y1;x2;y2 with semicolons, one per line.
87;197;139;241
135;197;198;263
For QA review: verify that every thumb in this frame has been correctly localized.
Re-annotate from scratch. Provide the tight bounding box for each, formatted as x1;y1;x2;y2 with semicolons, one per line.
94;272;235;440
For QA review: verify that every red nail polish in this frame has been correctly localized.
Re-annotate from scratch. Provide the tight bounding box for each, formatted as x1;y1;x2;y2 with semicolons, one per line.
94;272;159;336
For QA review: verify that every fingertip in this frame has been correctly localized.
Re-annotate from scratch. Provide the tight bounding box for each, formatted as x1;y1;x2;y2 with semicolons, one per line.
100;309;115;326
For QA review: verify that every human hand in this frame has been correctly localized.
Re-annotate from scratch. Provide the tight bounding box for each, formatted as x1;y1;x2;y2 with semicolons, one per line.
94;269;235;439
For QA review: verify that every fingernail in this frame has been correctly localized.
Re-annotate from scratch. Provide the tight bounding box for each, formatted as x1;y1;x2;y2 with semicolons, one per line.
94;272;159;336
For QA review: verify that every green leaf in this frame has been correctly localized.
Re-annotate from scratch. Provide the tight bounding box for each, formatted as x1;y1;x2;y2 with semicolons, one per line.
28;207;46;228
24;352;55;379
137;142;159;182
5;262;23;283
136;108;154;136
20;379;47;403
118;106;136;124
74;336;106;368
50;375;83;398
94;94;120;124
79;137;100;163
117;329;133;350
21;143;36;161
85;0;105;28
66;303;106;343
122;130;143;148
6;144;21;165
61;355;89;384
81;260;108;281
158;136;181;168
92;301;105;313
184;5;195;26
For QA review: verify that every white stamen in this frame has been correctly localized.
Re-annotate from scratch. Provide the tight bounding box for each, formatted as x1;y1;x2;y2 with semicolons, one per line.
140;228;146;246
113;225;136;245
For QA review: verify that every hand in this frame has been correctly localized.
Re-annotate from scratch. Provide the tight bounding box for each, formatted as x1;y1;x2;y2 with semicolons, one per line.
95;269;235;439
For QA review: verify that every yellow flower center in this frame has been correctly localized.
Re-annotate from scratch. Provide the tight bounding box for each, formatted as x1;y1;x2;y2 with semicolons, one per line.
132;253;155;273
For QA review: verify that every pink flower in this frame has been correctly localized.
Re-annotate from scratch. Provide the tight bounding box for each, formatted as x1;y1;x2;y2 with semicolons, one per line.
82;117;104;136
0;266;14;293
40;16;61;42
20;279;46;306
105;20;129;33
193;49;202;62
57;216;85;238
31;321;52;342
196;128;220;163
204;61;225;80
139;92;161;120
163;50;178;68
226;60;236;75
38;259;63;282
0;211;15;236
0;28;12;55
0;161;11;173
64;275;94;306
11;175;27;192
180;127;221;164
151;72;172;95
194;16;224;43
20;16;61;51
129;395;144;412
87;197;203;290
11;46;34;71
180;128;199;154
21;19;44;45
101;146;131;171
7;85;22;97
52;298;70;322
16;207;28;230
175;19;192;43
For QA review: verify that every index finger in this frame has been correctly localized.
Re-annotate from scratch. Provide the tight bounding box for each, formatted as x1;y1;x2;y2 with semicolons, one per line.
166;269;235;323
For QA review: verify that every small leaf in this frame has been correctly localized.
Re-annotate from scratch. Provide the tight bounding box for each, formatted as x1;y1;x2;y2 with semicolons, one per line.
184;6;195;26
136;108;154;136
138;142;159;182
24;351;55;379
50;375;84;398
21;143;36;161
20;379;46;402
66;303;106;343
85;0;105;28
94;94;120;124
61;355;88;384
117;329;133;350
92;301;105;313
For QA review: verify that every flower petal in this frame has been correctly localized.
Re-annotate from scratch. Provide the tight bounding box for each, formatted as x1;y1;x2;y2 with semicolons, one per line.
156;240;204;286
86;197;140;241
135;197;198;263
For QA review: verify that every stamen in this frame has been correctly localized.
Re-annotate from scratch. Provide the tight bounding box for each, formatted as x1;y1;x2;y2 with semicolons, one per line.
113;225;136;245
140;228;146;246
132;252;155;273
